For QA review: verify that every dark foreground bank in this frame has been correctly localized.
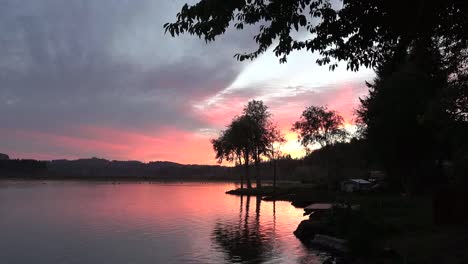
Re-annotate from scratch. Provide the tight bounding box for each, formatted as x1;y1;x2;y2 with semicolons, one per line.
226;185;468;264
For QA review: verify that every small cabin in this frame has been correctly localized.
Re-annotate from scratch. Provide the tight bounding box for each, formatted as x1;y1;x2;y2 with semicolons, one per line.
340;179;371;193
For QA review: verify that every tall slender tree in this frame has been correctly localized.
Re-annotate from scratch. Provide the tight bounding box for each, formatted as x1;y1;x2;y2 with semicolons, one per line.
243;100;269;188
243;100;283;188
265;125;285;190
230;115;256;189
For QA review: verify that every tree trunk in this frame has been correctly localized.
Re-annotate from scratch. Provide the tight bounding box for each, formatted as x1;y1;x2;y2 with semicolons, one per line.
240;172;244;190
245;154;252;189
237;155;244;189
255;155;261;189
326;148;331;190
273;159;277;190
326;147;334;191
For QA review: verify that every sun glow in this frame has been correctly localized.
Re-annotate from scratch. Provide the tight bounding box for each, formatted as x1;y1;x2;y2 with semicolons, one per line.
191;48;371;162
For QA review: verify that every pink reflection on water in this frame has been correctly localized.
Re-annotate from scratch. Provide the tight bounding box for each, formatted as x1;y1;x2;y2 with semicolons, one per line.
0;181;326;263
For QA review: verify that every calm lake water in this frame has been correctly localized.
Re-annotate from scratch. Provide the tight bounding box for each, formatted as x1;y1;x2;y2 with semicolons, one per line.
0;180;328;264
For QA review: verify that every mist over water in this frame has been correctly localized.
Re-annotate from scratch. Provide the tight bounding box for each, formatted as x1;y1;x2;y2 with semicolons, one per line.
0;181;328;264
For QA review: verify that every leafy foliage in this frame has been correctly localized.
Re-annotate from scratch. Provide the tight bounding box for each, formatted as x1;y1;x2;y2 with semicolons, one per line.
445;48;468;123
211;100;284;188
242;101;284;160
165;0;468;70
292;105;347;151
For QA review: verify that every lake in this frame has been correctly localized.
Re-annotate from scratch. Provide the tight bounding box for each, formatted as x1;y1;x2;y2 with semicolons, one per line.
0;180;328;264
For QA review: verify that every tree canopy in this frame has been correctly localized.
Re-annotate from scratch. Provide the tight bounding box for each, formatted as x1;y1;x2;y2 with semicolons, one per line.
292;105;347;151
211;100;284;188
165;0;468;70
354;39;465;191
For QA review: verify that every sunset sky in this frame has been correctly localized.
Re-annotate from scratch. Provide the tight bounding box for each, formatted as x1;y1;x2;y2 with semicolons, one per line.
0;0;374;164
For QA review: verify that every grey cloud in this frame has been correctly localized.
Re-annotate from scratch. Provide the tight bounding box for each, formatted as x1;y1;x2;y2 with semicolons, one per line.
0;0;256;136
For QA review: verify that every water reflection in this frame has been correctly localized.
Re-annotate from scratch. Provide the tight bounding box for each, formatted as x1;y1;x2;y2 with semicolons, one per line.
212;196;276;263
1;181;325;264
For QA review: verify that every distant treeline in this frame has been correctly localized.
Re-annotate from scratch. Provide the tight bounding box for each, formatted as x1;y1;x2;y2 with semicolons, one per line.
230;138;370;186
0;143;370;182
0;158;47;177
0;155;234;180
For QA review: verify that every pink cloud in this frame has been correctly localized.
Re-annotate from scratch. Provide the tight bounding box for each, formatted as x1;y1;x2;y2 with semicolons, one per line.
189;81;368;159
195;80;367;132
192;96;247;127
1;81;368;164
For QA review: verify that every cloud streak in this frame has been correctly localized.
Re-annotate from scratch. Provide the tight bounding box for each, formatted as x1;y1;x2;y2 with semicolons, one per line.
0;0;373;163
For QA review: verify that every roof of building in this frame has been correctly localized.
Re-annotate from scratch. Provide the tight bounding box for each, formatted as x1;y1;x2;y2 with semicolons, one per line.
305;203;334;210
343;179;371;184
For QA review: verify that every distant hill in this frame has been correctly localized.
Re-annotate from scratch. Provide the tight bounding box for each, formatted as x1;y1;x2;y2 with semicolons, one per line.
0;155;235;180
0;153;9;160
0;157;47;177
0;140;371;182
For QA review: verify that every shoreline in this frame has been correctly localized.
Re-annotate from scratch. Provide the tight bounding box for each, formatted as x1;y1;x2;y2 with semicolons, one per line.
0;175;239;182
225;185;337;208
225;186;468;263
0;176;302;185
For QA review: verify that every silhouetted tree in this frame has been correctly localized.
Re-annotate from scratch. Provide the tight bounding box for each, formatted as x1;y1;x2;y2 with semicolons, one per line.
165;1;467;70
265;126;285;190
212;115;257;189
292;105;348;189
243;100;284;188
445;48;468;123
292;106;347;151
356;39;452;192
212;100;284;189
211;130;240;183
444;50;468;176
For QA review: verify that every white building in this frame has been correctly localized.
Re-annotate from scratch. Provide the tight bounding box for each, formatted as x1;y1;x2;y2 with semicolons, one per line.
340;179;371;193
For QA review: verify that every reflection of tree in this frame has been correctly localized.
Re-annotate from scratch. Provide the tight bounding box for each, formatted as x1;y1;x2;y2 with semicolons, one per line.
212;195;275;263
